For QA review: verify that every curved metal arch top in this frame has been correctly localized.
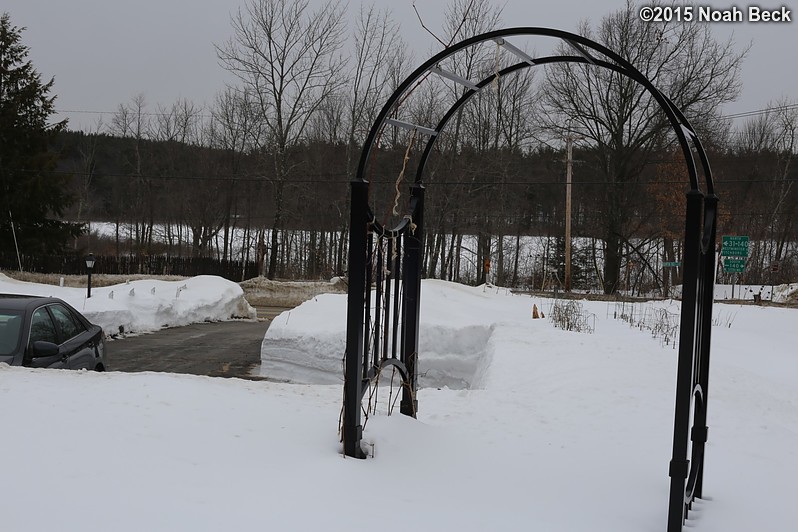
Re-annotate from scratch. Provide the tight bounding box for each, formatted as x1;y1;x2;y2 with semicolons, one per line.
355;26;714;197
344;27;719;532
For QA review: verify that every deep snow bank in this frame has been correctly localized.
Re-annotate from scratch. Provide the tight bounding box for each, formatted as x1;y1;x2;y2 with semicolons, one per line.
0;273;256;335
259;281;523;389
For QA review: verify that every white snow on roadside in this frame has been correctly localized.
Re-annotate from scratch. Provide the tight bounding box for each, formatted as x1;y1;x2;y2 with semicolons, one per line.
0;273;255;335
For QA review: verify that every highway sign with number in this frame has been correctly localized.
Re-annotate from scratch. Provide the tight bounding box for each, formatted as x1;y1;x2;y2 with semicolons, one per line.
721;235;749;257
723;258;746;273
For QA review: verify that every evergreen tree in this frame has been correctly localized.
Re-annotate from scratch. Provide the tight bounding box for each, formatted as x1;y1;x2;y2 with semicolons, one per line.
0;12;81;257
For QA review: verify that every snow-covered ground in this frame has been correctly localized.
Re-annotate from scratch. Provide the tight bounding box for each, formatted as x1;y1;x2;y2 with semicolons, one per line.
1;275;796;531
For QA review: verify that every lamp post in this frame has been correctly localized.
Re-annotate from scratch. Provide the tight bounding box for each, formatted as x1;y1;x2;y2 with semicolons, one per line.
85;253;95;298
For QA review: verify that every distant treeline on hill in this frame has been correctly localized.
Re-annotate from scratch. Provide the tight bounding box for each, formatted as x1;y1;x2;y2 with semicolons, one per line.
20;129;795;293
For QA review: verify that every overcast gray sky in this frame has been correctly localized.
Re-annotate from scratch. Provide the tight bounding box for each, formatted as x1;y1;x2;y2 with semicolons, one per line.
4;0;795;131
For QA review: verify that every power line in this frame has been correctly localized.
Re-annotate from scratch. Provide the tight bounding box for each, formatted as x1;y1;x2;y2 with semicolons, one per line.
73;209;797;225
9;168;798;186
721;102;798;120
55;101;798;123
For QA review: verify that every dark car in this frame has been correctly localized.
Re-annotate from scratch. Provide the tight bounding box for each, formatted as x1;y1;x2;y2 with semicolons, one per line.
0;294;107;371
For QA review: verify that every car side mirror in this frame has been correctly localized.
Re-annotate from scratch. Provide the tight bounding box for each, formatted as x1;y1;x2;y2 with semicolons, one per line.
32;341;59;358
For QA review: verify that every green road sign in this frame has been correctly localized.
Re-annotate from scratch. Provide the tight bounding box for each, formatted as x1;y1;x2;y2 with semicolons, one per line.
663;261;681;267
723;258;746;273
721;235;749;257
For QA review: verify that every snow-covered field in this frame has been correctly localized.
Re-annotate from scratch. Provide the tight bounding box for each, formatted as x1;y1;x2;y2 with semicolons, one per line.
1;274;796;531
671;282;798;303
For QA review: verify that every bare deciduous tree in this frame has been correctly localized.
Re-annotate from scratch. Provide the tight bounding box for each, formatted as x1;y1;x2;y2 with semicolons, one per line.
346;5;407;170
153;99;201;145
735;99;797;272
543;0;747;293
216;0;347;278
209;87;265;263
109;93;154;254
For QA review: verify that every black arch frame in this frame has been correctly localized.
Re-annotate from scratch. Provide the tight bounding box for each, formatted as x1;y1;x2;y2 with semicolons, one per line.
342;28;717;532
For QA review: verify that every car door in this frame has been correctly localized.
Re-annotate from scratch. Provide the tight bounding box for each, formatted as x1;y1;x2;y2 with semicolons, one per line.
27;306;67;369
48;304;97;370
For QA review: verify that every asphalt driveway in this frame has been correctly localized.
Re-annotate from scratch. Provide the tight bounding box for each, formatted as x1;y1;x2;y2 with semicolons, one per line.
109;318;272;379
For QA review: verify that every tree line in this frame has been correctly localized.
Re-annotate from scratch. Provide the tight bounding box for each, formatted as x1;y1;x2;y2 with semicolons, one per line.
47;121;795;290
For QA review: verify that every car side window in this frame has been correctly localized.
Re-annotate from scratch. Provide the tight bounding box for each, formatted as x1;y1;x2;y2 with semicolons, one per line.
0;314;23;355
30;308;59;344
49;304;86;341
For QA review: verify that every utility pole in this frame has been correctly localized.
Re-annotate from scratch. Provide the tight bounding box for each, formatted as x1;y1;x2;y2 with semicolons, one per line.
563;123;583;293
564;130;574;292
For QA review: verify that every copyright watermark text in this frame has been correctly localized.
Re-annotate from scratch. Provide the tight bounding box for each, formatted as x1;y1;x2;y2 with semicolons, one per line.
639;5;792;22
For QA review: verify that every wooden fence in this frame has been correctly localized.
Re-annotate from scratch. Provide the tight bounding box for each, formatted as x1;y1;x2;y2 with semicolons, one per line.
0;254;260;282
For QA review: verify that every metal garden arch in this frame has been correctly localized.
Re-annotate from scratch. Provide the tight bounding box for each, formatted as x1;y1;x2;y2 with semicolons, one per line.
342;28;718;532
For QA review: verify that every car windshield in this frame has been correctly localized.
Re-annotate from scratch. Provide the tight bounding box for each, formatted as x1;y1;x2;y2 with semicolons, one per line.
0;311;24;356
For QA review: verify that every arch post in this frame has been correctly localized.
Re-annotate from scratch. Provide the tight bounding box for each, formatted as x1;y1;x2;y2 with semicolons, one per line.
668;189;704;529
343;179;369;459
400;184;425;417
